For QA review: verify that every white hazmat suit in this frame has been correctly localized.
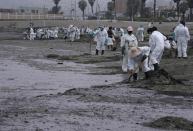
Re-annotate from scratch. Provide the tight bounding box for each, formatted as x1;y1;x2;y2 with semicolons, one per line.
95;29;108;51
136;26;145;42
121;34;138;72
68;25;76;42
149;31;166;67
174;24;190;58
75;28;81;40
29;28;36;40
128;46;151;73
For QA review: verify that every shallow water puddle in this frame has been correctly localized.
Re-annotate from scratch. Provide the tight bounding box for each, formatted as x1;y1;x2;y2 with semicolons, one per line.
0;59;123;98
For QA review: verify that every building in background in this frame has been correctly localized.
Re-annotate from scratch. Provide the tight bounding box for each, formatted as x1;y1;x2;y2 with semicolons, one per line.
115;0;127;17
115;0;143;17
18;7;48;14
0;8;17;13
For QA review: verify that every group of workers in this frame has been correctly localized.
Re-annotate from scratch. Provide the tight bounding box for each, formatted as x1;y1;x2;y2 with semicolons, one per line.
122;21;190;81
93;21;190;81
93;26;124;55
23;25;86;41
23;27;59;40
23;21;190;81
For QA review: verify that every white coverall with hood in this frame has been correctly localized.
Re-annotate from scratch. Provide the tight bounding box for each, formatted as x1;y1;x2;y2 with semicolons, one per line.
121;34;138;72
36;29;44;39
29;28;36;40
174;24;190;58
68;26;76;42
136;27;145;42
95;29;108;51
115;28;124;39
149;31;166;66
45;29;51;39
53;27;59;39
128;46;151;73
75;28;81;40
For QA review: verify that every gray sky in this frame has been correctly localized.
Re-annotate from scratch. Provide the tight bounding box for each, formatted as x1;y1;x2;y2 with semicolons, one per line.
0;0;173;16
0;0;112;16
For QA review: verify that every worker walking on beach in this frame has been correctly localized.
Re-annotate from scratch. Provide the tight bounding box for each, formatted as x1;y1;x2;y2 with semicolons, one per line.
95;27;108;55
174;21;190;59
68;25;76;42
29;27;36;40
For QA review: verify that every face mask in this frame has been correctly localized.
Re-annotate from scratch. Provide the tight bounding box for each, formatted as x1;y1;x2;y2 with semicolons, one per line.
128;31;132;35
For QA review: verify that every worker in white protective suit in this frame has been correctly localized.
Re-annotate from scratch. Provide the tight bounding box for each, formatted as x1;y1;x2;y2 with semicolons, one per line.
36;28;44;39
136;25;145;42
53;27;59;39
174;21;190;59
148;27;166;71
75;27;81;40
68;25;76;42
107;26;115;50
112;28;124;51
117;28;125;37
121;26;138;72
45;28;51;39
29;27;36;40
128;46;152;81
81;26;85;35
95;27;108;55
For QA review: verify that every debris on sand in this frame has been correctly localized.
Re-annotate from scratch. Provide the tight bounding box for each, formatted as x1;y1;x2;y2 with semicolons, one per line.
46;54;60;59
46;54;78;61
144;116;193;130
57;62;63;64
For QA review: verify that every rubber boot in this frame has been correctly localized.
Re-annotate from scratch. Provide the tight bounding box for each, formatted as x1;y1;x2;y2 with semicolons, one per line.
112;47;117;51
153;63;159;71
133;73;138;81
145;71;151;79
101;50;104;55
96;49;99;55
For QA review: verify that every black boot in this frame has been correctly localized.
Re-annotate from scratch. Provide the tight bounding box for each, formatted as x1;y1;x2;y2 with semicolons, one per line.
96;49;99;55
153;63;159;71
145;71;151;79
101;50;104;55
133;73;138;81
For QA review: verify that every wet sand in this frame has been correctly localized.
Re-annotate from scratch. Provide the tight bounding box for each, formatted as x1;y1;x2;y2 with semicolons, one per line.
0;34;193;131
